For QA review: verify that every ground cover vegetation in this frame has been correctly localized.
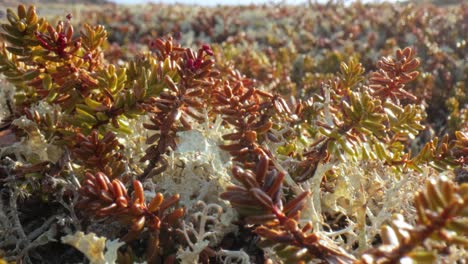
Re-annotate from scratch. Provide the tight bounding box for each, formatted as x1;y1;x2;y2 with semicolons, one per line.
0;1;466;263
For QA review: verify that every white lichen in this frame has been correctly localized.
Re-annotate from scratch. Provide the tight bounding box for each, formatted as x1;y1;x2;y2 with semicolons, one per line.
61;231;124;264
177;201;223;264
61;232;106;264
103;238;125;264
145;115;236;217
216;249;250;264
1;101;63;164
0;79;14;124
320;160;432;254
114;114;150;174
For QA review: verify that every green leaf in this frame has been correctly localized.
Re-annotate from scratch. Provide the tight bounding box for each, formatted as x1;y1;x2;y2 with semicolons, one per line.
406;250;436;263
76;107;97;124
21;69;40;81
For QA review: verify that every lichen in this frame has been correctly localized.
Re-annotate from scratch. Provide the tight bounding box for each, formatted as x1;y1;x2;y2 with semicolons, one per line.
321;161;432;252
2;101;63;163
0;80;13;124
149;116;234;209
61;231;124;264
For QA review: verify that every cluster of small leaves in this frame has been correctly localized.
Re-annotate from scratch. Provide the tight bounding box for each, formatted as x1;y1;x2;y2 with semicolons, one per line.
70;130;126;179
1;5;178;138
141;39;218;178
452;131;468;165
77;172;184;263
0;5;107;112
0;5;224;176
408;131;468;173
215;45;467;263
214;70;274;163
214;69;357;262
0;6;196;262
369;47;420;103
221;155;356;263
77;1;467;135
295;47;465;180
21;104;61;139
290;49;419;182
359;176;468;264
